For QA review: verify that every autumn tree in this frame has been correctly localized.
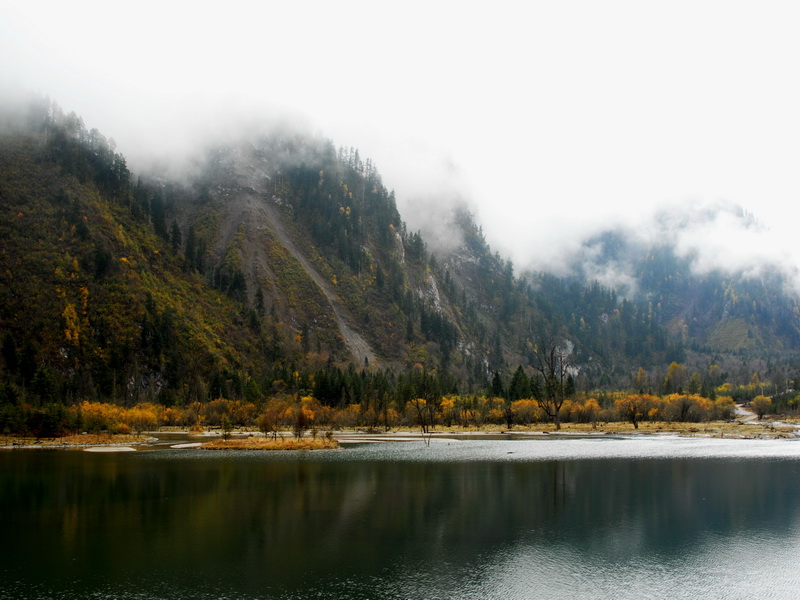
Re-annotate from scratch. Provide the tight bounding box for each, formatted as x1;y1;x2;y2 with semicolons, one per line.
582;397;602;428
256;405;281;439
713;396;736;420
663;362;686;394
615;394;653;429
125;405;159;434
751;395;772;420
665;393;699;422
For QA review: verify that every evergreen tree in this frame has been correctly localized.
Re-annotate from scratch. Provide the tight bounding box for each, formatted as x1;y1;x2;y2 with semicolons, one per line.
508;366;531;400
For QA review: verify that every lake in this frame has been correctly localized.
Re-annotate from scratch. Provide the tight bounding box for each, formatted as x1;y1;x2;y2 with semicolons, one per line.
2;435;800;599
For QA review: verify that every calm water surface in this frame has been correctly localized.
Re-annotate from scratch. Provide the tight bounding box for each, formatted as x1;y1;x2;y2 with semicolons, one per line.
2;436;800;599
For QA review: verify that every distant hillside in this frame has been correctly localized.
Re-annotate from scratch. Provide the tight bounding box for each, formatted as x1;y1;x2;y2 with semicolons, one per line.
566;223;800;353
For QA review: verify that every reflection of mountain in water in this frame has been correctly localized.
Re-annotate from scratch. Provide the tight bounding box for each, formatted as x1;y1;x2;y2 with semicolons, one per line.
1;445;799;599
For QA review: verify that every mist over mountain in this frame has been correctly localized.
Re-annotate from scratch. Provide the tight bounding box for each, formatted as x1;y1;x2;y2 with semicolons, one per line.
1;96;800;417
556;217;800;352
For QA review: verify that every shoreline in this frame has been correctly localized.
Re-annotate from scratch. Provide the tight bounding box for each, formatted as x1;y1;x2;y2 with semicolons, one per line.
0;433;158;450
1;416;798;450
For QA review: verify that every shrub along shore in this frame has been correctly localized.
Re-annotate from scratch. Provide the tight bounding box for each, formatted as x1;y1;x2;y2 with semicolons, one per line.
0;417;797;449
0;392;795;447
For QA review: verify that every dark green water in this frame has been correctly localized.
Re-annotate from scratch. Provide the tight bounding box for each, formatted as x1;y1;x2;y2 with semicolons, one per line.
2;436;800;599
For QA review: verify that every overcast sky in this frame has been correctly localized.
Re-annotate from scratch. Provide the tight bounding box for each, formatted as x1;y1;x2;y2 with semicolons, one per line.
3;1;800;278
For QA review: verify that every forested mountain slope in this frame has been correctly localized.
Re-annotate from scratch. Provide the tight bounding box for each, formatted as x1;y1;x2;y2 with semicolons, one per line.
568;226;800;354
1;98;799;412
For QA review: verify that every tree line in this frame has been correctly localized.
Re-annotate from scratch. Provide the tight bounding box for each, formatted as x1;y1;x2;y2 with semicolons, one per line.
0;388;756;440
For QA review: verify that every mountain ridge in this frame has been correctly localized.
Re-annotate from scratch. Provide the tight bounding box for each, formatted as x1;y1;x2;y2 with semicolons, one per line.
1;97;799;412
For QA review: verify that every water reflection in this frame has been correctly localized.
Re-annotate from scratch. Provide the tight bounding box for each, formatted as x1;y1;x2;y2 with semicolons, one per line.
1;439;800;599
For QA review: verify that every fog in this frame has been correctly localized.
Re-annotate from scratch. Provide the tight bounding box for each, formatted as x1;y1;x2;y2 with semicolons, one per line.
3;1;800;288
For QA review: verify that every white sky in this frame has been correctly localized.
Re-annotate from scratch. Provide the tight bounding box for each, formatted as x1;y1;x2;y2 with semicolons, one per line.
2;0;800;276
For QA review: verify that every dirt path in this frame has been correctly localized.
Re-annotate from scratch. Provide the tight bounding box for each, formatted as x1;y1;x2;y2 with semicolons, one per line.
735;404;758;423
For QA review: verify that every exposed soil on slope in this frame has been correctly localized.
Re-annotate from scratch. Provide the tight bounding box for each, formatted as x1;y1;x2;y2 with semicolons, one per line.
211;150;378;365
258;199;377;365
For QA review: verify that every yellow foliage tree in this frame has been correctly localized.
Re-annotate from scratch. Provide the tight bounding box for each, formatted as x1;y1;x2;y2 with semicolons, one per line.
124;404;159;434
76;401;123;433
713;396;736;421
664;394;700;422
63;303;80;346
439;395;458;427
664;362;686;393
615;394;654;429
511;399;540;425
487;397;506;424
751;395;772;420
581;398;602;427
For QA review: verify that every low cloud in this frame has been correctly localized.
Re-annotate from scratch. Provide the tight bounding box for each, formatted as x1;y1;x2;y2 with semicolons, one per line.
516;197;800;297
5;1;800;301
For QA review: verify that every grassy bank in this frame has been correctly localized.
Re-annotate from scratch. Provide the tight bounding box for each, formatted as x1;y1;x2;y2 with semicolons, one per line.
1;417;796;449
428;419;800;439
200;437;340;450
0;433;150;448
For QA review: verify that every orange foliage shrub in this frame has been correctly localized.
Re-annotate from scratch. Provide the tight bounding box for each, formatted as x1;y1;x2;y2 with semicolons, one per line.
751;395;772;419
615;394;656;429
300;396;320;423
511;399;540;425
124;404;159;433
559;399;576;423
75;401;124;433
314;405;336;426
198;399;257;427
487;397;506;424
334;403;362;428
581;398;602;424
663;394;711;422
713;396;736;420
201;399;230;426
439;395;458;426
228;400;257;426
385;408;400;428
160;407;183;427
110;422;132;435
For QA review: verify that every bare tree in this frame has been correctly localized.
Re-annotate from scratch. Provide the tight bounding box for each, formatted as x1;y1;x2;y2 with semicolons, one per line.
532;338;574;430
408;397;437;445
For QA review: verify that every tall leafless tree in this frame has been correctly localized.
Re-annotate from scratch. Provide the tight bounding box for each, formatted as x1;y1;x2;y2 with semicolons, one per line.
532;338;574;430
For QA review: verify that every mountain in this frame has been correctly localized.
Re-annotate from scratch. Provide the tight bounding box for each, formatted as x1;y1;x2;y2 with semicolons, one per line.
1;97;798;411
564;213;800;355
181;131;691;391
